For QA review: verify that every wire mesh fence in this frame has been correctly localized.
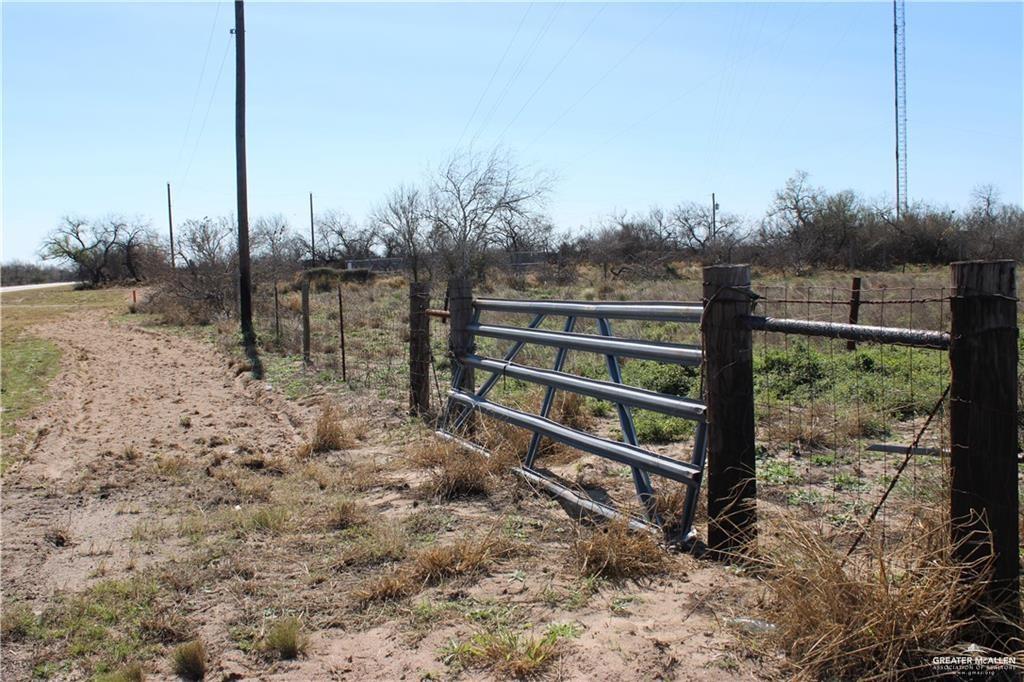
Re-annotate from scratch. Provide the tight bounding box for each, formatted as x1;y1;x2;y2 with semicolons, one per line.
751;283;952;551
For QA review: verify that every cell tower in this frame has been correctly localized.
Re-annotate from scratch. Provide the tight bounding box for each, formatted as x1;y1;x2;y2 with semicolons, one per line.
893;0;908;220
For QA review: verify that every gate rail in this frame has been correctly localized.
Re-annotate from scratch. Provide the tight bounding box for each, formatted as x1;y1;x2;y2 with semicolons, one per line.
439;288;708;545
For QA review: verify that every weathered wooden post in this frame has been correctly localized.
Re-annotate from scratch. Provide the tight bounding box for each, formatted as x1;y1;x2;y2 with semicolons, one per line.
702;264;757;557
337;283;347;382
301;276;311;366
273;279;280;343
846;276;862;351
949;259;1020;648
409;281;431;416
448;278;475;429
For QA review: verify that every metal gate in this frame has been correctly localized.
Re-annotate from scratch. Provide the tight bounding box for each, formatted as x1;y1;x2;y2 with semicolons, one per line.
438;296;708;545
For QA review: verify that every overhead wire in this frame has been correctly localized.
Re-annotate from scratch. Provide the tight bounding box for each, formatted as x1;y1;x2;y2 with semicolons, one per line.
470;2;563;147
174;1;222;181
527;4;679;148
182;34;232;186
454;3;534;151
494;4;606;145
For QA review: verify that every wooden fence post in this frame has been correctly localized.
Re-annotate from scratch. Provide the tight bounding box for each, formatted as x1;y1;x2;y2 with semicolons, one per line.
273;279;280;343
702;264;757;557
301;277;310;366
448;278;475;428
949;260;1020;648
409;281;431;416
846;276;862;351
337;283;347;382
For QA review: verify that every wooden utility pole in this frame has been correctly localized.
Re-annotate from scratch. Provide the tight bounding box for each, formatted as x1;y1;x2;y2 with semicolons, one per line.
233;0;260;377
702;264;757;557
166;183;176;268
711;193;717;238
949;260;1020;649
309;192;316;264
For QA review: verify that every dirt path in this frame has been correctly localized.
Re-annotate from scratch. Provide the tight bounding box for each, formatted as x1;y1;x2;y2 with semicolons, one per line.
2;312;774;681
2;311;304;599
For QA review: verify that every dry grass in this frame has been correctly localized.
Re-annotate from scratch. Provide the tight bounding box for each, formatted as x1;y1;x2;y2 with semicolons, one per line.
335;522;408;568
568;518;668;581
308;400;355;453
352;532;514;606
759;513;993;679
263;616;307;660
327;497;369;530
95;663;145;682
409;437;518;501
170;639;207;680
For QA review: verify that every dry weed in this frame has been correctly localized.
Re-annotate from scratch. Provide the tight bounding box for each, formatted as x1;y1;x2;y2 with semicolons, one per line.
327;497;369;530
263;616;308;660
352;532;514;606
760;513;994;679
309;401;355;453
568;518;668;581
170;640;206;680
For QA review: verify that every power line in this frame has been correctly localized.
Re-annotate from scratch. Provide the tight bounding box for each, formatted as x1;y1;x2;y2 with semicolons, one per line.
528;4;679;148
454;3;533;150
494;4;605;145
470;2;563;146
174;2;222;180
182;35;232;186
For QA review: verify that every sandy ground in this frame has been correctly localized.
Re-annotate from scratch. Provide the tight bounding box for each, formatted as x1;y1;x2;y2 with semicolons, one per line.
1;311;777;680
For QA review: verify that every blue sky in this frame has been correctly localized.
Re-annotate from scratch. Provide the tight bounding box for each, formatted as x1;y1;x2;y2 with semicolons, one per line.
3;1;1021;262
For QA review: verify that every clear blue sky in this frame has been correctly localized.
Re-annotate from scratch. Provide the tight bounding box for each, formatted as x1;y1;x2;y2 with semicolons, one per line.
3;1;1021;262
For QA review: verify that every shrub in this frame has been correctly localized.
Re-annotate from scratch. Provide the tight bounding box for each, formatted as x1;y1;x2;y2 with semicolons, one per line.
632;410;694;444
621;360;698;397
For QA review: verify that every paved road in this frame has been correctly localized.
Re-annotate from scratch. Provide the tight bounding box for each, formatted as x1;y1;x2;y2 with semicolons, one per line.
0;281;79;294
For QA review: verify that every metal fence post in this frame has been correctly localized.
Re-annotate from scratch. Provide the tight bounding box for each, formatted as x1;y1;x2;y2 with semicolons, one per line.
409;281;431;416
949;259;1020;648
702;264;757;556
449;278;475;429
301;276;311;366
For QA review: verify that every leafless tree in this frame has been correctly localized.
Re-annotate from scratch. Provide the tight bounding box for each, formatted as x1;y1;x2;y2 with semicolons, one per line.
313;210;377;263
115;220;156;281
425;148;552;277
370;184;428;281
40;216;125;285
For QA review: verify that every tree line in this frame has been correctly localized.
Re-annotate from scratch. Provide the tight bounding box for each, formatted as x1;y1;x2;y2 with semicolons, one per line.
23;150;1024;292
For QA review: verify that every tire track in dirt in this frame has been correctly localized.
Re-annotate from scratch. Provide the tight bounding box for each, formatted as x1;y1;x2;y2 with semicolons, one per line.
1;312;305;600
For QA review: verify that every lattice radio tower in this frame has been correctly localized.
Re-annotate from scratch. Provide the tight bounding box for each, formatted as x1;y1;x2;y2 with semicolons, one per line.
893;0;908;220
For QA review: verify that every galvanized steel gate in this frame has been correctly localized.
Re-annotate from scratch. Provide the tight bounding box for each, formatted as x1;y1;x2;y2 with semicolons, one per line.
438;296;708;545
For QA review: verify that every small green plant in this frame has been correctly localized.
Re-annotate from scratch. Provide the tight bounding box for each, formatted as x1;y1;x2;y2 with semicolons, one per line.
0;602;37;641
95;662;145;682
632;410;694;443
759;460;801;485
833;472;867;491
171;640;206;680
263;616;307;660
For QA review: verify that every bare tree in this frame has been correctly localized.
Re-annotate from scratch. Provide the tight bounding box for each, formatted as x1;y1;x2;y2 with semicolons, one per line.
370;184;427;281
115;220;156;281
425;148;552;277
312;210;377;263
40;216;124;285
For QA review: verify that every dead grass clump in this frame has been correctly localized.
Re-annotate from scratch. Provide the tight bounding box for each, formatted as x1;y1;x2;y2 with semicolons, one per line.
352;533;513;606
568;518;668;581
327;497;369;530
44;524;72;548
335;523;408;568
554;392;593;431
427;454;491;500
309;401;355;453
0;602;36;641
263;616;308;660
171;640;207;680
761;515;991;679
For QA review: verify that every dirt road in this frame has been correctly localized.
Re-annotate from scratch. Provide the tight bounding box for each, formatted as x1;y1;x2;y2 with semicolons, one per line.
2;311;771;680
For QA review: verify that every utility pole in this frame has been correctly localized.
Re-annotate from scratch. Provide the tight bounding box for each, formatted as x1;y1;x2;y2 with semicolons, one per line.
309;192;316;264
711;193;718;238
234;0;260;376
166;182;175;268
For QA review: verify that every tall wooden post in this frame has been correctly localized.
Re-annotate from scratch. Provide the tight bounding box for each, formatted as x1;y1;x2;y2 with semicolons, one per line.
846;276;862;351
233;0;260;377
301;277;311;366
702;264;757;557
409;282;431;416
949;260;1020;648
448;278;475;428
